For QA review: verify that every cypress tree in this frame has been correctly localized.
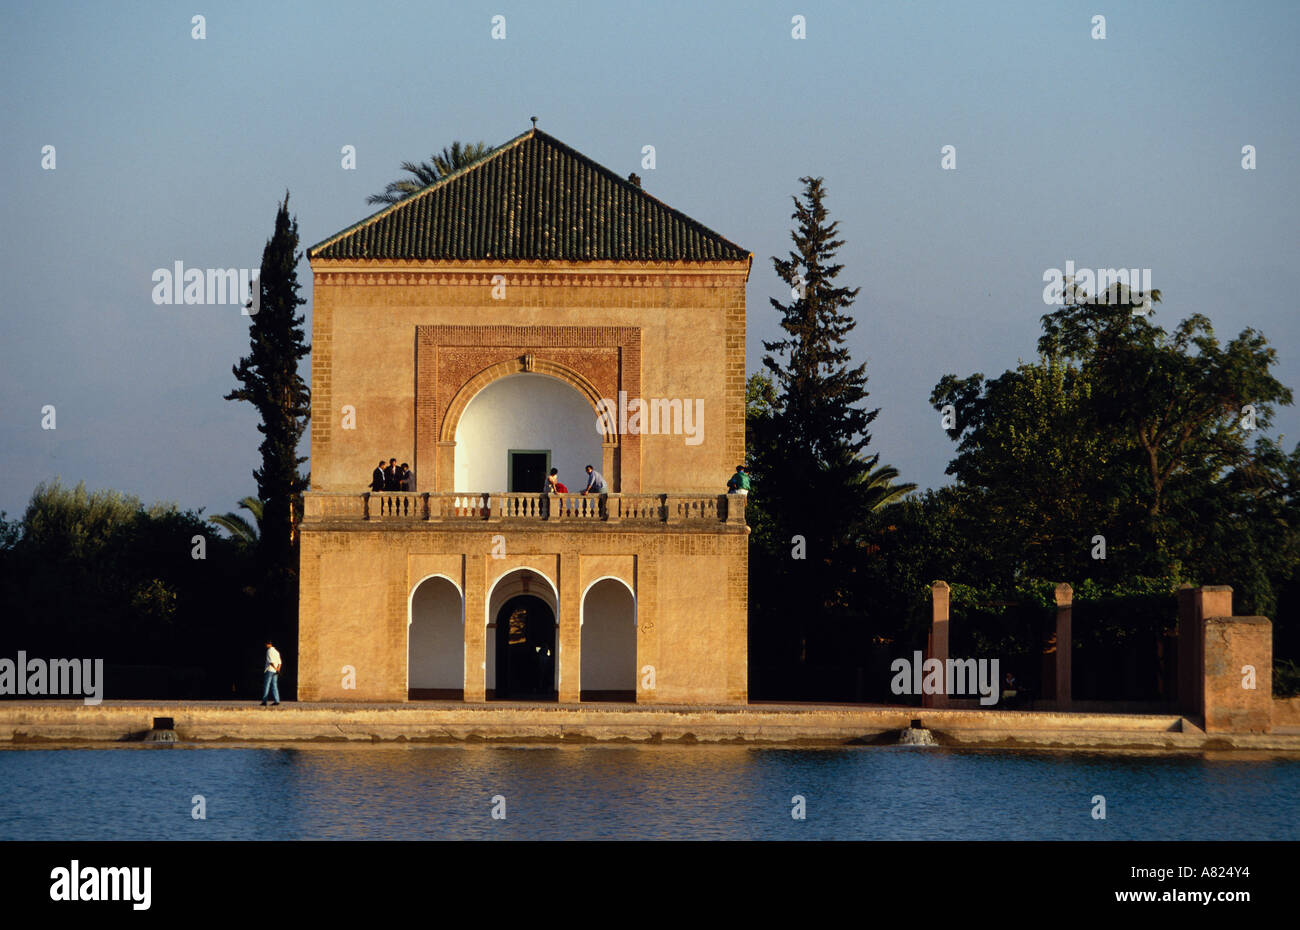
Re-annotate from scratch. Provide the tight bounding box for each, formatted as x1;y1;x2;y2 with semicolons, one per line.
225;192;310;678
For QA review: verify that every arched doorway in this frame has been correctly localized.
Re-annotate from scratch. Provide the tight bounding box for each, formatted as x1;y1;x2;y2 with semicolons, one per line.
493;595;557;700
408;575;464;700
581;578;636;701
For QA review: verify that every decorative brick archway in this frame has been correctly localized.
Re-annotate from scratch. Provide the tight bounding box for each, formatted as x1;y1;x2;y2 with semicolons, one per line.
416;325;641;492
440;356;610;443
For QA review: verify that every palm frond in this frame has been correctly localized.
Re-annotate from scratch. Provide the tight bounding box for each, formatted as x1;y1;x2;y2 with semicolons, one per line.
367;140;494;205
208;496;264;544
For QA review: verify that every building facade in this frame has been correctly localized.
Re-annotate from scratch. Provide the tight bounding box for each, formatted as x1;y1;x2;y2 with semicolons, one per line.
298;128;751;704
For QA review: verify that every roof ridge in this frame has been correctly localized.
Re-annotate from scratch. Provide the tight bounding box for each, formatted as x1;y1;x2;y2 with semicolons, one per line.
522;130;750;259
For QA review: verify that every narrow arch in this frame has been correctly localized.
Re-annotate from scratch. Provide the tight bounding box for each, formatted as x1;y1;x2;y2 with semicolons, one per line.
486;566;559;613
580;577;637;702
408;574;465;700
580;574;636;609
485;567;560;701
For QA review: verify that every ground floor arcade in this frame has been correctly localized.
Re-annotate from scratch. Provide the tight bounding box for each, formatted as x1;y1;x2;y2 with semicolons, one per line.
297;514;748;705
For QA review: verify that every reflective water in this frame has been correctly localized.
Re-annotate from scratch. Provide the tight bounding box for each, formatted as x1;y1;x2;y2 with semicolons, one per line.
1;744;1295;840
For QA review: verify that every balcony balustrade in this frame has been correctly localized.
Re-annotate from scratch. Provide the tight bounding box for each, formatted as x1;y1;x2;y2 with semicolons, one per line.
303;491;745;526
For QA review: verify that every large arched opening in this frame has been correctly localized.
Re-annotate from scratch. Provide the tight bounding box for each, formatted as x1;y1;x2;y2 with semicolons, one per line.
453;373;604;493
486;568;559;701
408;575;464;700
581;577;637;702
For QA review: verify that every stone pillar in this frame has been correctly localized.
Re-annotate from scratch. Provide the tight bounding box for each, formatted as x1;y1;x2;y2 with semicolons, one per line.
1197;586;1234;626
558;551;582;703
636;555;659;704
1054;583;1073;708
1203;615;1273;733
463;556;486;702
602;441;618;493
384;557;407;701
296;530;321;702
924;581;950;709
726;538;748;704
435;441;456;492
1187;585;1233;721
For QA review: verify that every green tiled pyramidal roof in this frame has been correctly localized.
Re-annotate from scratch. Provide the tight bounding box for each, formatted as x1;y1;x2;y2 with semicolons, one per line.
309;129;749;262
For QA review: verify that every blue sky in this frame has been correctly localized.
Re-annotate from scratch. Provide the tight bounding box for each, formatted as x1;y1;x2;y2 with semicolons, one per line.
1;0;1297;520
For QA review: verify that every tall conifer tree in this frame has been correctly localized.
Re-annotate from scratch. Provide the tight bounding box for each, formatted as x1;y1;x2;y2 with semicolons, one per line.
225;192;310;666
758;176;888;617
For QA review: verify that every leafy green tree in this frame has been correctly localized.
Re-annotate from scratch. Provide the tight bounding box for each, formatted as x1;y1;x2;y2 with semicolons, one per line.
367;141;493;205
17;479;143;563
928;281;1300;693
0;480;253;697
931;356;1137;583
1038;283;1293;572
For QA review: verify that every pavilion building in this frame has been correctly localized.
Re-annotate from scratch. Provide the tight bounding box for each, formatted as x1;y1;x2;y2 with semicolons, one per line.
298;127;751;704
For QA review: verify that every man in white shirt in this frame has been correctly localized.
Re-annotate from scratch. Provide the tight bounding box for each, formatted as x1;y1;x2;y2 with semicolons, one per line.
261;641;282;706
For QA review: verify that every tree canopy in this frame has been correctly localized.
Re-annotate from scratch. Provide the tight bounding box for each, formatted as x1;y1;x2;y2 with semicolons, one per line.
929;280;1298;618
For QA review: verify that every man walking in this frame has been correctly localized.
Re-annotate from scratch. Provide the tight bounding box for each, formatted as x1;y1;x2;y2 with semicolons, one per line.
261;640;282;706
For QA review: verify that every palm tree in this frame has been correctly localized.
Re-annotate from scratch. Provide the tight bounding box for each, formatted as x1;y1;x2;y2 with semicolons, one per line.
367;141;494;205
209;496;263;546
855;462;917;513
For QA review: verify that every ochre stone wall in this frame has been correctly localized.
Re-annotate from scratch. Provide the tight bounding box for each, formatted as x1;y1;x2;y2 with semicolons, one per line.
308;260;749;496
298;524;747;705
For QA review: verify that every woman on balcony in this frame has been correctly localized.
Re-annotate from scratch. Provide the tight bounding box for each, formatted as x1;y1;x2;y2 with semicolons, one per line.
545;468;569;494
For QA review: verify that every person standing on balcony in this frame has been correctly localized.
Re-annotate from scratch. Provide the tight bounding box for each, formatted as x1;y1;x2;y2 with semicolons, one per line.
583;464;608;518
371;461;386;492
726;464;751;495
383;458;398;491
399;463;412;492
582;465;606;495
542;468;568;519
